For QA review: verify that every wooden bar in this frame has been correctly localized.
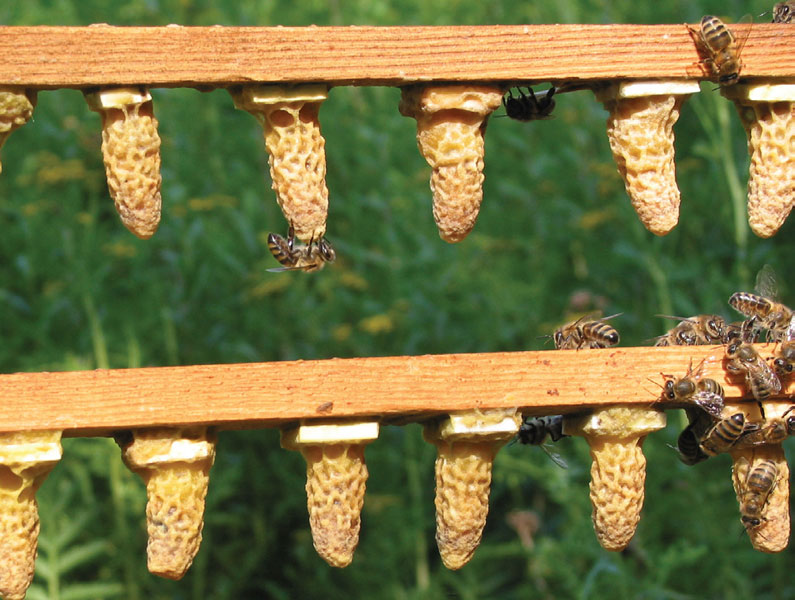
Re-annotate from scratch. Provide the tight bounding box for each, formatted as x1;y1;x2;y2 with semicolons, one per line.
0;345;792;435
0;24;792;89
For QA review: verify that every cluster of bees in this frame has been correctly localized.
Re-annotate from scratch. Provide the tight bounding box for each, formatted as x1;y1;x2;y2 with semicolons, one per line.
503;5;794;123
518;276;794;533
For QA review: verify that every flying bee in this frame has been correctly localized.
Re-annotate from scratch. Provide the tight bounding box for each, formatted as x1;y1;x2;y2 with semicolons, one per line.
516;416;569;468
689;15;751;86
503;87;556;121
726;341;782;403
654;314;726;346
729;265;794;341
660;361;725;418
734;406;795;448
553;314;620;350
773;1;795;22
699;412;748;456
773;341;795;379
267;225;336;273
738;459;778;531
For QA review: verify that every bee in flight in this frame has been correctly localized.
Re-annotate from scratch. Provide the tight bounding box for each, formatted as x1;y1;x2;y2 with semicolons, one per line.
516;415;568;469
737;458;778;531
267;225;336;273
729;265;794;342
689;15;751;86
503;87;556;121
725;341;782;403
654;314;726;346
773;1;795;22
553;314;620;350
660;361;725;418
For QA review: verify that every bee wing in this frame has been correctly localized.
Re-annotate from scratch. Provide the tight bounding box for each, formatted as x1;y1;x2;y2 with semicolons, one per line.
693;390;725;418
733;13;754;57
540;445;569;470
267;265;307;273
755;264;779;300
787;315;795;341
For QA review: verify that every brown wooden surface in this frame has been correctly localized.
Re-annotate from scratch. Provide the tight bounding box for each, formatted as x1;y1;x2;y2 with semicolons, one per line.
0;24;792;88
0;345;792;435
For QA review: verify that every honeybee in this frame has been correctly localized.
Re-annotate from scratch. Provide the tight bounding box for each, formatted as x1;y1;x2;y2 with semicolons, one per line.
729;265;794;342
738;459;778;530
654;314;726;346
773;341;795;379
734;406;795;448
726;341;782;402
723;319;762;345
267;226;336;273
517;415;566;445
690;15;750;86
773;1;795;22
516;416;568;468
503;87;556;121
699;412;748;456
553;314;620;350
676;423;709;465
660;362;725;418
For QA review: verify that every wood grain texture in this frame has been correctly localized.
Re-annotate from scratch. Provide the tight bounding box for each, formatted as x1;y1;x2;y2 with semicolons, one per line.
0;24;791;88
0;345;792;435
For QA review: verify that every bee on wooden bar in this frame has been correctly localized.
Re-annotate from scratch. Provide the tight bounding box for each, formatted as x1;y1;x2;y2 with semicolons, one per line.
773;341;795;379
738;459;778;531
660;361;725;418
553;314;620;350
690;15;750;86
654;314;726;346
726;341;782;403
267;225;336;273
723;319;762;345
516;416;569;468
734;407;795;448
773;1;794;22
698;412;748;456
517;416;566;445
502;87;556;122
729;265;794;342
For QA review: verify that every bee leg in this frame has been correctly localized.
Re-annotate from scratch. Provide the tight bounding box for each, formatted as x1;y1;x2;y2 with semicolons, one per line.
287;223;296;252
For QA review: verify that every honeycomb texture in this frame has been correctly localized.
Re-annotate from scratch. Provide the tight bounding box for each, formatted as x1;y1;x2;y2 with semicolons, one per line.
99;101;162;239
603;94;685;236
733;101;794;238
255;101;328;244
122;428;215;579
399;86;503;243
731;445;790;552
0;89;35;173
0;432;60;600
433;441;496;569
589;439;646;551
301;444;368;568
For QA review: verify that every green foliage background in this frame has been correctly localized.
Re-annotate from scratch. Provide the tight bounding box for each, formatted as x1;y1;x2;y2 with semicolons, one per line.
1;0;793;598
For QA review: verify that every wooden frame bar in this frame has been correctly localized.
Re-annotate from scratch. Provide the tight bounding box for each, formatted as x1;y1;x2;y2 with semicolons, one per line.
0;24;792;88
1;345;792;435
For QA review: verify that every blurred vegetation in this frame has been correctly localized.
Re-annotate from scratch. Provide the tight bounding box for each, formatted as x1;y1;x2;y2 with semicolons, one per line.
1;0;793;598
